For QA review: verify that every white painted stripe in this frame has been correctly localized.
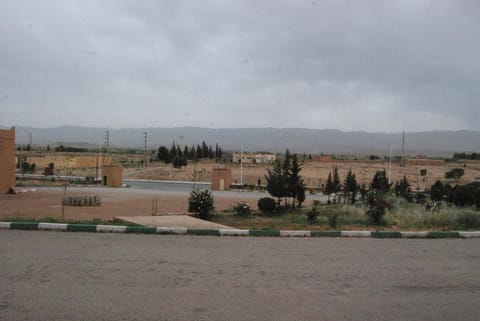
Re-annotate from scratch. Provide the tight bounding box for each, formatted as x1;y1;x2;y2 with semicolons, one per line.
38;223;68;231
0;222;11;229
96;225;127;233
219;229;249;236
280;230;311;237
341;230;371;237
401;231;428;238
156;227;188;234
459;231;480;238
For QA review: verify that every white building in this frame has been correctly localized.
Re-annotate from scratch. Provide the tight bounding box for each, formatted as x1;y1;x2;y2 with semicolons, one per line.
232;152;276;164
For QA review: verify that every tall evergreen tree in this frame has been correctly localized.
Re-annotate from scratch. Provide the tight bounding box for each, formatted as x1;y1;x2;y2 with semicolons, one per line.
169;141;177;161
333;166;341;194
289;154;305;208
158;146;169;163
343;169;358;204
325;172;334;203
265;160;288;206
370;170;391;193
394;176;410;199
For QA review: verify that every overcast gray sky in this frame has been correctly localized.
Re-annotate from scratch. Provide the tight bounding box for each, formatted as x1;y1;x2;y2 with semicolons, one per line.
1;0;479;132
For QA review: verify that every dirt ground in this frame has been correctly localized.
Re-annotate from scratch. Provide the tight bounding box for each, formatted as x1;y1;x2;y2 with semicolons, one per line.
0;187;265;221
124;159;480;190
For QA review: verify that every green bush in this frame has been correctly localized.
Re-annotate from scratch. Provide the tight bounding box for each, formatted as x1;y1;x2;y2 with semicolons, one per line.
327;212;342;228
306;208;318;224
456;210;480;229
445;168;465;180
188;190;215;219
258;197;277;214
233;202;251;216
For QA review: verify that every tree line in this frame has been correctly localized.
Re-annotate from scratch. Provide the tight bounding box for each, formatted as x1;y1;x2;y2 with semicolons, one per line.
157;141;223;168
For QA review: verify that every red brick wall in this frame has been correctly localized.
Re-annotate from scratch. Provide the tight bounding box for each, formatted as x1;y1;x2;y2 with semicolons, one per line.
102;165;123;187
211;168;232;190
0;127;16;193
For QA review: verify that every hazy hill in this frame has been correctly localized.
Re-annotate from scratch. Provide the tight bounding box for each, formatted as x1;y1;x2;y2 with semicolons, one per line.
9;126;480;156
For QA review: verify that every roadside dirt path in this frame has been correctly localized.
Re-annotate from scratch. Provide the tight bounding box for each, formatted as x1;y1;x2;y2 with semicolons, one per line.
0;187;264;221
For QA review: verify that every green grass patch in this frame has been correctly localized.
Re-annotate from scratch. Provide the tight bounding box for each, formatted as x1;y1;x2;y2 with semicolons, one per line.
66;224;97;232
10;222;39;230
249;229;281;237
125;226;156;234
311;230;341;237
426;231;460;238
371;231;402;238
187;229;220;236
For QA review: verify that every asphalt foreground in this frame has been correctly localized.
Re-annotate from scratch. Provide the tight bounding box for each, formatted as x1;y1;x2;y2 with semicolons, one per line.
1;231;480;321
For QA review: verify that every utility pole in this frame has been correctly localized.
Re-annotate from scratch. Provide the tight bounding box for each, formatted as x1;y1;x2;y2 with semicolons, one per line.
240;143;244;187
400;131;406;167
144;131;148;167
102;130;109;168
388;145;392;185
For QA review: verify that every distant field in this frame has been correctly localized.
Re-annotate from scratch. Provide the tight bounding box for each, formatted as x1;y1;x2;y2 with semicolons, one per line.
123;159;480;190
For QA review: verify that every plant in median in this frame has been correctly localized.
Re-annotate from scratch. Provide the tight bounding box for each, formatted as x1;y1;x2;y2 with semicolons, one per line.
365;189;389;225
188;189;215;219
233;202;251;216
258;197;277;214
327;212;342;228
306;201;321;224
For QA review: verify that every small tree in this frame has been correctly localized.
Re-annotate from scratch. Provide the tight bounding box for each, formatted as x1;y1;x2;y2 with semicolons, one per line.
394;176;411;200
188;190;215;219
370;170;391;193
172;156;187;168
289;154;306;208
158;146;169;162
365;189;389;225
445;168;465;180
21;161;31;173
430;180;446;202
265;160;287;206
332;166;341;198
325;172;334;203
343;169;358;204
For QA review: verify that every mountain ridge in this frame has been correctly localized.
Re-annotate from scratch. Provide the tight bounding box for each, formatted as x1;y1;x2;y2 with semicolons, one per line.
6;125;480;156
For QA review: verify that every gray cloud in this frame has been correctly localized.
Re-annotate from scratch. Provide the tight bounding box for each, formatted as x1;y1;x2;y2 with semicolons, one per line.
1;0;479;132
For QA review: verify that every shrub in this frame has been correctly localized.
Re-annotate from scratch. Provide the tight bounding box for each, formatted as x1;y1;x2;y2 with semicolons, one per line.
448;184;476;207
445;168;465;180
306;208;318;223
365;189;389;225
233;202;251;216
258;197;277;214
188;189;214;219
456;210;480;229
327;212;342;228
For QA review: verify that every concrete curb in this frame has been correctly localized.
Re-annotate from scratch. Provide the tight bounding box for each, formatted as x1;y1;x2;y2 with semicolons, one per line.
1;222;480;238
341;230;371;237
38;223;68;231
280;230;311;237
0;222;11;229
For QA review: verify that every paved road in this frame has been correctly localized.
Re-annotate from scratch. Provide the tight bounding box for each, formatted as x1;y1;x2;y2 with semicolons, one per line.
1;231;479;321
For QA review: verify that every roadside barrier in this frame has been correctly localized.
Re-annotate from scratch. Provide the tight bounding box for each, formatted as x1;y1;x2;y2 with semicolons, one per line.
1;222;479;238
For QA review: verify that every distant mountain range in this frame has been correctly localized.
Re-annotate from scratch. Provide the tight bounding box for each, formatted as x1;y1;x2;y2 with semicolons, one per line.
7;126;480;156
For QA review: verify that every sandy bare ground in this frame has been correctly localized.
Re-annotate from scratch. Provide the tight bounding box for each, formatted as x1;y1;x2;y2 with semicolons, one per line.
0;187;268;222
